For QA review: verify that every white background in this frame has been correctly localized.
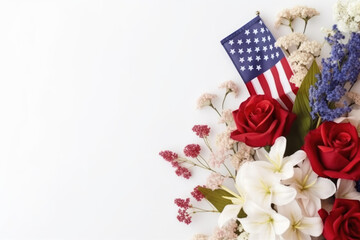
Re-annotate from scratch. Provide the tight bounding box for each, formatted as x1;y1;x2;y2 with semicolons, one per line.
0;0;335;239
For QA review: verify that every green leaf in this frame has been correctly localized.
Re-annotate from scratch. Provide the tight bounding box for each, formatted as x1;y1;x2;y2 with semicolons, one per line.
286;60;320;155
237;208;247;218
198;186;234;212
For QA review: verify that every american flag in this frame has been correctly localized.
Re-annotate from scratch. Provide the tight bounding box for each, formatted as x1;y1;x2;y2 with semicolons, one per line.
221;15;298;110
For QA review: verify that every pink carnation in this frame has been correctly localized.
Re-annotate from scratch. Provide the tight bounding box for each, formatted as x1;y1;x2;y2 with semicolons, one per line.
184;144;201;158
192;125;211;138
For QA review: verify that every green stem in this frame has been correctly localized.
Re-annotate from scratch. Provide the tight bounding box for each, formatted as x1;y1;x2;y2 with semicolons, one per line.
316;116;322;128
190;210;218;214
232;147;236;154
222;90;231;110
191;206;218;212
223;163;235;180
303;18;308;34
177;158;209;171
289;20;294;32
179;157;227;177
198;154;211;169
203;137;213;153
210;103;222;117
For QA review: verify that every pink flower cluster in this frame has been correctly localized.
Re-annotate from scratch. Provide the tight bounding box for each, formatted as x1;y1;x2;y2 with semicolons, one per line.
191;185;205;201
212;219;238;239
192;125;210;138
174;198;192;224
184;144;201;158
206;172;225;190
159;150;178;162
174;163;192;179
159;150;192;179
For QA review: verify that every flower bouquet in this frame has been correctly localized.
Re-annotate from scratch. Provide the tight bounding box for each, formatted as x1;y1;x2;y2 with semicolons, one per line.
160;2;360;239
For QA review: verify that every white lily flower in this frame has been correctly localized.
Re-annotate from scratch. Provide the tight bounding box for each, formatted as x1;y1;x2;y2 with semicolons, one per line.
336;178;360;201
277;200;323;240
218;169;247;227
255;136;306;180
284;159;336;216
240;201;290;240
240;161;296;207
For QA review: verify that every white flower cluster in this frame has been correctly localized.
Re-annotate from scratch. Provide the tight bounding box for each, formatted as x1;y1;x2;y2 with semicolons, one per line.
218;137;337;240
275;32;308;50
275;6;322;87
275;33;322;87
288;40;322;87
276;6;319;28
334;0;360;32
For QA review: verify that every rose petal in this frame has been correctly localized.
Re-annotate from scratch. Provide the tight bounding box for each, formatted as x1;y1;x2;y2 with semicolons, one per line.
318;145;350;170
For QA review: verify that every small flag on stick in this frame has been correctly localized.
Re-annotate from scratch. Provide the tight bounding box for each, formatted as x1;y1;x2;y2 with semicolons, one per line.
221;15;298;110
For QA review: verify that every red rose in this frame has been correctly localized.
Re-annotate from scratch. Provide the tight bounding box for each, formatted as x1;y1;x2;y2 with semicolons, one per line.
319;198;360;240
230;95;296;147
304;121;360;180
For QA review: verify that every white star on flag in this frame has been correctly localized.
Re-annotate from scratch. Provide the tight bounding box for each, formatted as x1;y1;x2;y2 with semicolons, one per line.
248;65;253;71
262;37;266;42
239;57;245;63
245;30;250;35
256;56;261;61
246;48;252;54
237;39;243;45
264;55;269;61
255;47;260;52
229;40;234;45
254;38;259;44
269;45;273;50
230;49;235;54
260;28;265;33
238;48;244;54
247;56;253;62
240;66;245;71
256;65;261;70
246;39;251;44
263;46;268;52
253;29;258;34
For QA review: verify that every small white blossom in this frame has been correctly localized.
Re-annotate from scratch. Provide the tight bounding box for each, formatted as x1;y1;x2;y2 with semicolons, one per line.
334;0;360;32
197;93;217;109
219;81;240;97
275;33;308;50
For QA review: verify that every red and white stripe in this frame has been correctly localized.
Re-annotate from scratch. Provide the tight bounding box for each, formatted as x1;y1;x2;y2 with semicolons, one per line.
245;58;298;111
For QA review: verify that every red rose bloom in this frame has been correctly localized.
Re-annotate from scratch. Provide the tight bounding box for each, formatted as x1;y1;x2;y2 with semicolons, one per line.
304;121;360;180
230;95;296;147
319;198;360;240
